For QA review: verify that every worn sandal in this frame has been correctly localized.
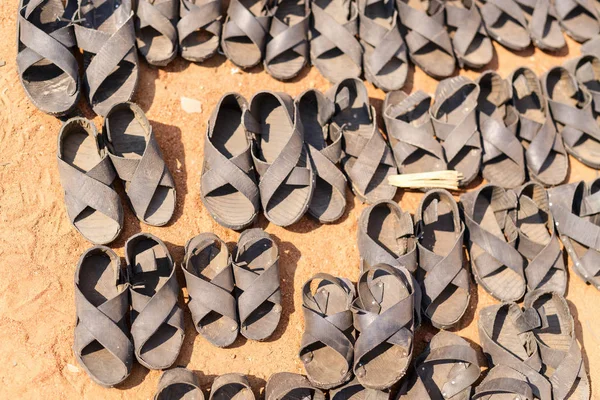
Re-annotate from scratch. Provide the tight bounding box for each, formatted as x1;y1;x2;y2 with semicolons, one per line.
472;365;535;400
58;118;123;245
541;65;600;169
548;180;600;289
398;331;480;400
358;0;408;91
514;0;565;51
76;0;139;117
476;71;526;189
328;78;397;203
383;90;446;175
127;233;184;370
135;0;179;66
476;0;531;50
74;246;132;387
554;0;600;42
17;0;80;116
202;93;259;230
296;89;347;223
266;373;325;400
508;67;568;186
222;0;272;68
265;0;309;80
478;302;552;400
415;189;469;329
524;290;590;400
357;200;417;273
209;373;255;400
444;0;493;68
178;0;222;62
299;273;355;389
564;54;600;130
461;184;527;302
233;228;281;340
330;378;389;400
183;233;238;347
396;0;455;79
155;367;203;400
104;102;176;226
310;0;362;84
430;76;482;187
510;183;566;295
352;263;418;390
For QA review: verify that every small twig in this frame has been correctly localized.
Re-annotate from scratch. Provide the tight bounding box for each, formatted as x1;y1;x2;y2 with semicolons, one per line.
388;170;463;190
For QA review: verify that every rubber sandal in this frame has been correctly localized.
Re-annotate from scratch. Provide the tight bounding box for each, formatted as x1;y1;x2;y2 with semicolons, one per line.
509;183;566;295
75;0;139;117
331;378;389;400
233;228;281;341
476;71;526;189
461;184;527;302
178;0;222;62
357;200;417;273
352;263;418;390
201;93;259;231
155;367;203;400
264;0;309;80
472;365;535;400
415;189;469;329
358;0;408;91
104;102;176;226
17;0;80;116
328;78;397;204
524;290;590;400
127;233;185;370
398;331;480;400
73;246;132;387
299;273;355;389
222;0;272;68
430;76;482;187
541;66;600;169
135;0;179;66
57;117;123;245
296;89;347;223
581;34;600;57
309;0;362;84
478;302;552;400
209;373;255;400
396;0;455;79
514;0;565;51
443;0;493;68
554;0;600;42
183;233;238;348
265;373;325;400
548;180;600;289
475;0;531;50
383;90;446;175
244;91;313;226
508;67;568;187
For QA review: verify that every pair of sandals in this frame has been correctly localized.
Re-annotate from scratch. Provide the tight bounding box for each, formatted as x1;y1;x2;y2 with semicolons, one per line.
74;233;184;387
57;102;176;245
477;290;589;400
17;0;138;116
182;229;281;346
201;89;347;228
135;0;222;66
156;369;324;400
358;191;470;329
462;183;566;303
299;264;419;391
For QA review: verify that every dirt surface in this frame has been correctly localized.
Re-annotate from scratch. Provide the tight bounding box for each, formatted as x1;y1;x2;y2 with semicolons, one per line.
2;2;600;398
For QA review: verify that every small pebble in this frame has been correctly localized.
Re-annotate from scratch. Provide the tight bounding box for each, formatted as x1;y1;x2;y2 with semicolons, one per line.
181;97;202;114
231;68;241;75
66;363;80;373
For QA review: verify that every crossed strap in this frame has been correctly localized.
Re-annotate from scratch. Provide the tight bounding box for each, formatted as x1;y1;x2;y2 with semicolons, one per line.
473;373;534;400
445;0;487;65
516;0;558;45
310;0;362;70
299;274;355;378
136;0;178;50
223;0;271;56
265;9;309;67
480;112;525;169
307;125;347;205
17;0;78;94
58;153;121;226
565;56;600;113
396;0;453;59
479;0;528;32
554;0;598;23
109;130;175;222
359;0;407;75
178;0;222;49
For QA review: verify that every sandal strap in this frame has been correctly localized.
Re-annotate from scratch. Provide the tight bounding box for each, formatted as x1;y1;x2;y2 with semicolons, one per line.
397;0;452;58
359;5;406;75
480;112;524;167
546;90;600;148
156;368;202;399
523;115;565;175
479;0;528;29
554;0;597;21
178;0;222;42
136;0;178;46
518;0;556;43
223;0;271;55
265;12;309;66
445;0;487;62
473;377;534;399
541;333;585;400
268;374;323;400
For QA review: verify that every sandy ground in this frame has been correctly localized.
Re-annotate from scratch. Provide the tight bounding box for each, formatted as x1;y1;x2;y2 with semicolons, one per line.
2;1;600;399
